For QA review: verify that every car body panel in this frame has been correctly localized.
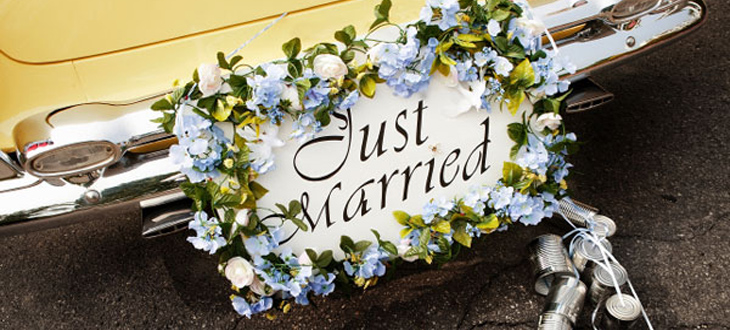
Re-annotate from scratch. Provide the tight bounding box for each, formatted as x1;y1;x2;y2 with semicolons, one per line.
0;0;426;151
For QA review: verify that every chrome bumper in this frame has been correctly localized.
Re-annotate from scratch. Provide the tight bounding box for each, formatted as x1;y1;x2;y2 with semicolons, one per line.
0;0;707;234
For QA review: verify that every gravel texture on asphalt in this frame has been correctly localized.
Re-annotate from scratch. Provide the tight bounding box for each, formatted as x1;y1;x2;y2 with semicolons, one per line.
1;1;728;329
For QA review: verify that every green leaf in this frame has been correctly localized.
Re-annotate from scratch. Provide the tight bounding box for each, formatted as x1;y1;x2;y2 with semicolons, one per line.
340;235;356;253
217;52;229;70
410;215;426;228
393;211;410;226
506;89;526;115
343;25;356;41
476;213;500;233
439;53;457;66
288;200;302;217
510;59;535;89
151;98;174;111
381;241;398;256
282;37;301;59
229;55;243;69
305;249;318;265
354;240;372;253
359;74;377;98
249;182;268;200
317;250;333;268
452;221;472;247
340;50;355;63
432;220;451;234
502;161;523;186
507;122;527;144
457;34;484;42
334;30;352;46
492;8;511;21
290;217;309;232
212;99;232;122
453;37;476;49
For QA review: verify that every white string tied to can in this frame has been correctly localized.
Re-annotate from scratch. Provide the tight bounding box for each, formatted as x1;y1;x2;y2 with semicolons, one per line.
557;199;655;330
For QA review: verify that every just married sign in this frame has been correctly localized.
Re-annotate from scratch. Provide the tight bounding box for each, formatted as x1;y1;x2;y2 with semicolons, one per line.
261;82;524;255
154;0;577;318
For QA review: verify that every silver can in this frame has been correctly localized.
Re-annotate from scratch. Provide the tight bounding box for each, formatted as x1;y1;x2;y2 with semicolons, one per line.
571;237;613;274
538;312;573;330
600;294;642;330
543;276;587;325
589;262;628;305
559;199;599;227
592;215;617;238
528;234;576;295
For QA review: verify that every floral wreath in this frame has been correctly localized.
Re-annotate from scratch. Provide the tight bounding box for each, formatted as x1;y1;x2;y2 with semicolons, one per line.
151;0;578;318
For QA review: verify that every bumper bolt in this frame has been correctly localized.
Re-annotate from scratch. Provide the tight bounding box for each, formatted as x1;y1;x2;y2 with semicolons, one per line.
84;190;101;204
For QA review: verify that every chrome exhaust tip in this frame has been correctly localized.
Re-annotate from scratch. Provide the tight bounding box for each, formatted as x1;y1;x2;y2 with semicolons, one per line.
140;191;193;238
565;78;615;113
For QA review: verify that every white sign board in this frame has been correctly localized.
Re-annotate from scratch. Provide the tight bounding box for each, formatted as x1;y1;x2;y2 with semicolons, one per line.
256;79;527;255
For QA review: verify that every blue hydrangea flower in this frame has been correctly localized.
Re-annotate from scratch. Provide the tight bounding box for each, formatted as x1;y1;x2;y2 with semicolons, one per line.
422;197;455;224
170;112;229;183
246;63;287;110
423;0;460;30
338;90;360;110
290;112;322;144
463;186;492;214
186;211;227;254
474;47;498;68
343;245;389;279
455;59;478;82
232;296;273;318
303;82;331;110
489;185;515;211
515;134;550;176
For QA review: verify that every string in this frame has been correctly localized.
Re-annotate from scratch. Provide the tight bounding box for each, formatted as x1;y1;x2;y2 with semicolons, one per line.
178;12;289;111
557;200;655;330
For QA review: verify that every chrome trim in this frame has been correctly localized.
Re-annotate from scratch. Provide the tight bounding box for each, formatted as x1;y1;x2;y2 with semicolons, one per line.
0;151;23;180
0;0;707;233
13;97;162;179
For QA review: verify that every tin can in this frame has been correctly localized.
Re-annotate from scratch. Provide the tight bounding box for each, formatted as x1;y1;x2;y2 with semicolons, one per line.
571;237;613;274
589;262;628;305
592;215;617;238
559;199;599;227
538;312;573;330
528;234;576;295
600;294;642;330
543;276;587;325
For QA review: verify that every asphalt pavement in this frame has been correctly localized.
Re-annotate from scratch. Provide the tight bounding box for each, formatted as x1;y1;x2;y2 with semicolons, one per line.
1;1;728;329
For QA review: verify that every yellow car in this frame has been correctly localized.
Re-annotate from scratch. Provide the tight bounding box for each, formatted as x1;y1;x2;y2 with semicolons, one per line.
0;0;707;235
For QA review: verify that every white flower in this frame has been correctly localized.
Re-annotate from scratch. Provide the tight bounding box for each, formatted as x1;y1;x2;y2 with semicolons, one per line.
534;113;563;131
249;275;271;296
237;123;285;174
224;257;255;288
313;54;348;80
515;17;546;37
197;63;223;97
487;19;501;36
493;57;514;77
281;84;303;111
235;210;250;227
397;239;418;262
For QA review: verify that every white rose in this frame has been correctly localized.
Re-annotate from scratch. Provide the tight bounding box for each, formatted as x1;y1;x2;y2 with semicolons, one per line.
224;257;255;288
515;17;546;37
313;54;348;80
197;63;223;97
281;84;303;111
397;239;419;262
249;275;271;296
534;113;563;131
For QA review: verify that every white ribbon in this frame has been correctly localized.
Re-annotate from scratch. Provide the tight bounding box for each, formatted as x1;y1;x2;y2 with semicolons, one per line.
557;200;654;330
